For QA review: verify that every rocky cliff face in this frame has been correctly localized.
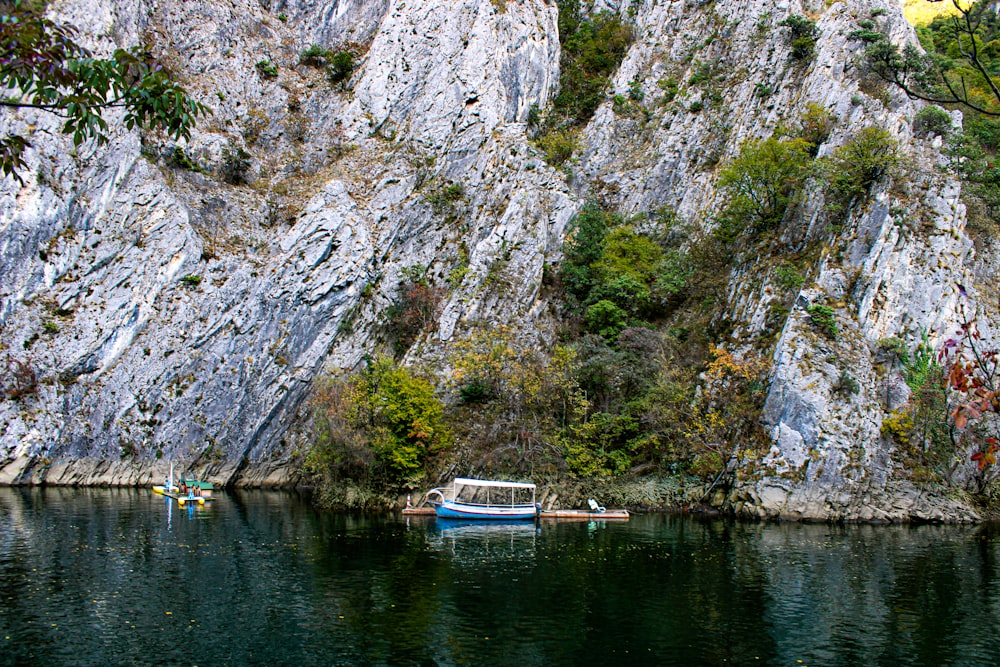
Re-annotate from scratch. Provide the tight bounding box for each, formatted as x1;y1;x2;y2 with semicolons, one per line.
0;0;994;520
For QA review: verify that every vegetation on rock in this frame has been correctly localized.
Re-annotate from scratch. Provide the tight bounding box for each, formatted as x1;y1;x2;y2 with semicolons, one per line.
306;356;451;497
778;14;820;62
532;1;633;164
858;0;1000;239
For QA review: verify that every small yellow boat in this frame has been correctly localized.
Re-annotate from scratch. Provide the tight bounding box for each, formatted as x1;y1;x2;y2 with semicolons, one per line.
153;464;214;505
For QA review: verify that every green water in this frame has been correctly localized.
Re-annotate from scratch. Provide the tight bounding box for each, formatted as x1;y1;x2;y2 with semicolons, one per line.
1;487;999;666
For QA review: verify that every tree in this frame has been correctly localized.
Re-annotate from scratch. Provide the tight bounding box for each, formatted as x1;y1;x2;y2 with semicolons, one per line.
0;2;210;182
778;14;820;61
717;136;813;232
307;357;451;490
857;0;1000;116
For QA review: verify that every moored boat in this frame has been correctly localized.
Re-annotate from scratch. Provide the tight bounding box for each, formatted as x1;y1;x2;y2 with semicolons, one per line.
153;464;215;505
425;478;538;520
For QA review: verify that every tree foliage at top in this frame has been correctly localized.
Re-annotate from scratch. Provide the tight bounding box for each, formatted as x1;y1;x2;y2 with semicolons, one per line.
857;0;1000;115
0;1;210;182
717;136;813;232
854;1;1000;236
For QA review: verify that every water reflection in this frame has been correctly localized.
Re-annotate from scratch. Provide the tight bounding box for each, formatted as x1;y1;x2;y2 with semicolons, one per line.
1;488;999;666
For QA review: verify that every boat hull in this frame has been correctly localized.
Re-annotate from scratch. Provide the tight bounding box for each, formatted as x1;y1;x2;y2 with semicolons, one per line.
433;501;536;520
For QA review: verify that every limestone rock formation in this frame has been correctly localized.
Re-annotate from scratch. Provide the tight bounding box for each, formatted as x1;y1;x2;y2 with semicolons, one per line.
0;0;995;520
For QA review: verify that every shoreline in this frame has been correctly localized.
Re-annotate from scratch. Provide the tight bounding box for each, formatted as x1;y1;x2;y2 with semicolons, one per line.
0;455;991;524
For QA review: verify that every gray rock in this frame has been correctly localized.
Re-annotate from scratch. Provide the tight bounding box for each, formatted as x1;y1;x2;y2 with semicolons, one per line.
0;0;996;522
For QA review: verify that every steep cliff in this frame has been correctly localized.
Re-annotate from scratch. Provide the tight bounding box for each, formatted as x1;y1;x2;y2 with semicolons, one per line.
0;0;995;520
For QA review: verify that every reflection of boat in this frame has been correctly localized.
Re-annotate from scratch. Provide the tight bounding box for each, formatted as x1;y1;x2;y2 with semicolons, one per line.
429;518;538;563
425;477;538;520
435;519;539;535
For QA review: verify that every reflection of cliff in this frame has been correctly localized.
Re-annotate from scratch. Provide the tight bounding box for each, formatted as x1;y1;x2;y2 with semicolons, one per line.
2;491;1000;664
747;521;1000;664
0;1;995;520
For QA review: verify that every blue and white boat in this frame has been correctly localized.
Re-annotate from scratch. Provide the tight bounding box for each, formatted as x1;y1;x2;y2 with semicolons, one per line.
426;477;538;520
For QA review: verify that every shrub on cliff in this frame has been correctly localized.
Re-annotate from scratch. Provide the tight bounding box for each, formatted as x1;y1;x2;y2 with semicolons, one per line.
778;14;820;61
823;126;900;207
307;357;451;491
535;4;633;164
386;266;444;356
717;136;813;235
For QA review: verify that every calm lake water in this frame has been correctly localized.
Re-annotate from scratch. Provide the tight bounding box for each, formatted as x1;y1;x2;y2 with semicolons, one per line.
2;488;1000;666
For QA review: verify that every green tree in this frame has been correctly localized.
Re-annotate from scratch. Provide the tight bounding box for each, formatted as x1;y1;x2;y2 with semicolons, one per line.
357;357;451;485
717;136;813;232
824;126;900;204
308;357;451;490
858;0;1000;116
0;2;210;181
778;14;820;61
561;204;616;306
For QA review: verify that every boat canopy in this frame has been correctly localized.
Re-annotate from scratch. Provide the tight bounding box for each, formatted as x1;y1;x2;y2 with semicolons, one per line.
454;477;535;490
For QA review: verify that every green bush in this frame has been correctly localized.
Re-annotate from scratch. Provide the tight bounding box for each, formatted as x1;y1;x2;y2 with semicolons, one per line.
459;379;492;403
835;370;861;396
535;127;579;165
181;274;202;286
255;59;279;78
778;14;819;61
554;12;633;126
562;411;637;478
794;103;836;155
561;204;616;304
533;4;632;166
167;146;204;172
658;76;679;102
775;262;807;290
300;44;333;67
585;299;629;339
220;142;251;185
594;225;664;286
424;181;466;215
307;357;451;490
913;104;953;137
589;275;652;319
718;136;813;234
327;51;354;88
806;304;837;339
825;126;899;204
653;249;694;297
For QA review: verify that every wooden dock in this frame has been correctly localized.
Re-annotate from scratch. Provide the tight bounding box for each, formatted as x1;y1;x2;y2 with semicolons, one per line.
539;509;630;520
401;506;436;515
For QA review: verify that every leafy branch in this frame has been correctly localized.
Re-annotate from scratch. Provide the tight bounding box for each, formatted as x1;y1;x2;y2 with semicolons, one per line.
938;297;999;479
0;2;211;181
855;0;1000;116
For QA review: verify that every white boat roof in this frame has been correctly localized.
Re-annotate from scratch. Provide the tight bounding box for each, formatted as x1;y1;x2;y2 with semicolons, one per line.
454;477;536;490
